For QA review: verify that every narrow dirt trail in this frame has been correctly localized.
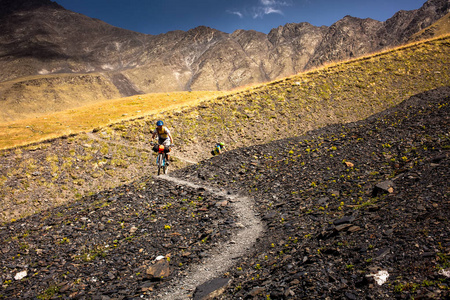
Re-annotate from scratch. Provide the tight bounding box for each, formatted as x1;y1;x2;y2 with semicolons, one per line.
87;131;264;299
152;175;264;299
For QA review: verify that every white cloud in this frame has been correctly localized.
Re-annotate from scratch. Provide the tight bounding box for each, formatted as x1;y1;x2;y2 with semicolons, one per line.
253;0;291;18
227;10;244;18
228;0;292;20
252;7;283;19
260;0;292;7
260;0;277;5
264;7;283;15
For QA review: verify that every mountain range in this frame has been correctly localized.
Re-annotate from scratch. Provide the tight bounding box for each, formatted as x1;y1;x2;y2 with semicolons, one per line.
0;0;449;120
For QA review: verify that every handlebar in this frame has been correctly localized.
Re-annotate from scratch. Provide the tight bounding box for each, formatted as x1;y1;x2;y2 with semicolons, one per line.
150;140;175;147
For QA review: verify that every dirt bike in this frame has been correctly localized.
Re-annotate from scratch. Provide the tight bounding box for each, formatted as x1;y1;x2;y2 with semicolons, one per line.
151;141;172;175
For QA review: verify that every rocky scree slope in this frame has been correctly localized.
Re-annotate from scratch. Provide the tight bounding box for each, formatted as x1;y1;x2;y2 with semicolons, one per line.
0;86;448;299
0;0;448;104
0;176;239;299
172;87;450;299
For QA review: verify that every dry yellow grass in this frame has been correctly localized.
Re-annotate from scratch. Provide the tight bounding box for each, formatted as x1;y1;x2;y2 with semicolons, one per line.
0;90;227;150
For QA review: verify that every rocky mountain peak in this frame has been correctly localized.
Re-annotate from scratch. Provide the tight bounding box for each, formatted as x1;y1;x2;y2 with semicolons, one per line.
0;0;448;110
267;22;323;46
0;0;63;18
423;0;450;13
182;25;227;45
186;26;223;36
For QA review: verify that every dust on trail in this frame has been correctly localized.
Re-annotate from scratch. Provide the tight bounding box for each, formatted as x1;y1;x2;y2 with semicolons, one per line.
154;175;264;300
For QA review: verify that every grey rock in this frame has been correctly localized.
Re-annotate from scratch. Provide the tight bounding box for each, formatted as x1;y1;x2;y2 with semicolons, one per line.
333;216;355;226
372;180;394;196
193;277;231;300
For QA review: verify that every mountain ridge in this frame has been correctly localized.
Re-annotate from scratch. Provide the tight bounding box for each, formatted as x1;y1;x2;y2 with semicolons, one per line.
0;0;449;122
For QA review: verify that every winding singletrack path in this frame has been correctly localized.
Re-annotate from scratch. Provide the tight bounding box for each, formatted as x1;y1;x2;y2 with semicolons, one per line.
156;175;264;300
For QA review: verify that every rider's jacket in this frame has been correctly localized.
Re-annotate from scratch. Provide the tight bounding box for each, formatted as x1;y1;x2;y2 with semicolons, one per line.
154;126;170;139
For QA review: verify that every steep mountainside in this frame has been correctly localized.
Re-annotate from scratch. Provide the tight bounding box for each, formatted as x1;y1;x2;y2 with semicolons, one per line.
0;86;448;299
408;11;450;41
0;0;449;121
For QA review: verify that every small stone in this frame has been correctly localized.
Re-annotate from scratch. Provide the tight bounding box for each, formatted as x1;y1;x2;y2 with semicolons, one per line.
235;222;245;228
367;270;389;285
145;259;170;280
372;180;394;196
193;277;231;300
375;248;390;260
333;216;355;226
383;229;394;236
248;287;265;297
216;200;228;207
439;268;450;278
348;226;361;233
14;270;27;280
335;224;352;232
290;279;300;285
345;161;355;168
422;252;436;258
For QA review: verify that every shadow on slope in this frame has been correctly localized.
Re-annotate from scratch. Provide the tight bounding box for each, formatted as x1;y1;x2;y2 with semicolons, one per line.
0;176;237;298
172;86;450;299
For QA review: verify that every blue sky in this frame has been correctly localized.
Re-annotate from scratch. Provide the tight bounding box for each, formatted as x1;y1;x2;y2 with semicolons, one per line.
54;0;428;35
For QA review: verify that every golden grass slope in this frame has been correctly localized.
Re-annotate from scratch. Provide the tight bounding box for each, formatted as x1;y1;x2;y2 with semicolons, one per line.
0;90;227;150
0;73;122;122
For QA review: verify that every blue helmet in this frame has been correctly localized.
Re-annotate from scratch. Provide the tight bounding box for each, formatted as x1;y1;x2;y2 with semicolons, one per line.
156;120;163;126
